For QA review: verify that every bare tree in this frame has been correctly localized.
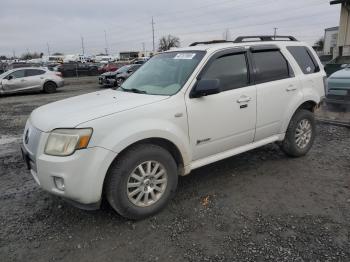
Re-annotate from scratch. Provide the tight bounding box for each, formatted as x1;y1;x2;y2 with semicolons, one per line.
158;35;180;52
21;52;41;60
314;37;324;50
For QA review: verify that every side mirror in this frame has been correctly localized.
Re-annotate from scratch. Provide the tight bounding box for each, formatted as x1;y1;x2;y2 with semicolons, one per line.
7;75;14;80
127;69;133;73
191;79;221;98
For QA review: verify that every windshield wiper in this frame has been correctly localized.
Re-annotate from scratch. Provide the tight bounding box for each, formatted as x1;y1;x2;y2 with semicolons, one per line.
120;86;148;94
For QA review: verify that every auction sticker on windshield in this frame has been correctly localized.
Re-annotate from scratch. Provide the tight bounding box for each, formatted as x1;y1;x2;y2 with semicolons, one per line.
174;53;196;59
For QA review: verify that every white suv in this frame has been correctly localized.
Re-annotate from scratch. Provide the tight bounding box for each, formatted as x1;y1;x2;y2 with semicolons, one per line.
21;36;326;219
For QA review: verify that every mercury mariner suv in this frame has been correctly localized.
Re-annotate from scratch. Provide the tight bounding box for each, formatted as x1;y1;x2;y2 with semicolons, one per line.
21;36;326;219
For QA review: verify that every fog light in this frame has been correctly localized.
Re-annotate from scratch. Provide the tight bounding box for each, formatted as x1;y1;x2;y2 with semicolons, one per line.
53;177;65;191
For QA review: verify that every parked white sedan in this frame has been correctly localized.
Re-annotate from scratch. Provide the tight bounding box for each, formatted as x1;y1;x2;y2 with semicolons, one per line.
0;67;64;95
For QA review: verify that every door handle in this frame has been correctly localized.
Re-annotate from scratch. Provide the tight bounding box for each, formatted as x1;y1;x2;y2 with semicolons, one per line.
237;96;252;103
286;85;297;92
20;79;26;82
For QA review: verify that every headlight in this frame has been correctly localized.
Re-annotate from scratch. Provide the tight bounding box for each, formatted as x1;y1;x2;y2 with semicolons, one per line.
44;128;93;156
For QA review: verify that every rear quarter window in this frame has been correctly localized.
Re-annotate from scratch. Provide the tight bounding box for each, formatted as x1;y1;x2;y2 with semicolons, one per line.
287;46;320;74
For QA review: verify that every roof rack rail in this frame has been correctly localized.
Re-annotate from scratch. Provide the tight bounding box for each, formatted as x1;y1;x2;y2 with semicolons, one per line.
189;40;234;46
234;35;297;43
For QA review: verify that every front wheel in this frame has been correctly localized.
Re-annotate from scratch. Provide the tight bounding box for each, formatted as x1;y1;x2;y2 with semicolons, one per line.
280;109;316;157
105;144;178;219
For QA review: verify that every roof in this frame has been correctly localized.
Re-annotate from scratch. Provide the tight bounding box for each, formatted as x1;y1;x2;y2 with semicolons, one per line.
330;0;350;5
170;40;309;54
325;26;339;31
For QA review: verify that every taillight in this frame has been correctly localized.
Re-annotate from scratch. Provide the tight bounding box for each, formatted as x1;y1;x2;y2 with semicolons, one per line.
323;76;328;96
55;72;62;77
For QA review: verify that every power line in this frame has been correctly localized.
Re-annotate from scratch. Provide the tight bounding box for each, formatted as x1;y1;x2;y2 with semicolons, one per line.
81;36;85;55
152;17;155;52
273;27;278;39
47;42;51;56
104;30;109;55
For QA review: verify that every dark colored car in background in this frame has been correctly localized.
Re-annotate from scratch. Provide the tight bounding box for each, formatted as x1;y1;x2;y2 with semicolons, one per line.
98;63;119;74
326;67;350;109
98;64;141;87
54;63;99;77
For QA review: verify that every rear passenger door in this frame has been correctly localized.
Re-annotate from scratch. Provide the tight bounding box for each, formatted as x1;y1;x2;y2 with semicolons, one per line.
286;46;324;97
25;69;46;90
250;46;303;141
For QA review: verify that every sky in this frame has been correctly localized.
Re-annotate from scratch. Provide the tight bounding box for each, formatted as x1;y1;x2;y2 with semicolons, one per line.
0;0;341;57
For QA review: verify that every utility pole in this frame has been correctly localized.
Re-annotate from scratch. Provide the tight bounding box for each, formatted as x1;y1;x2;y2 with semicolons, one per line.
104;30;109;55
142;42;145;54
151;17;155;53
12;50;16;59
81;36;85;55
273;27;278;39
47;43;51;56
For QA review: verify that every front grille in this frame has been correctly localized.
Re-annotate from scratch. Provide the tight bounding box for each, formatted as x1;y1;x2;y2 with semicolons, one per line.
23;120;42;158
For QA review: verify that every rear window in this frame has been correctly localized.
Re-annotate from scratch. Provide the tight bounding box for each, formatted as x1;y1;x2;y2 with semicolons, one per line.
252;50;291;84
287;46;320;74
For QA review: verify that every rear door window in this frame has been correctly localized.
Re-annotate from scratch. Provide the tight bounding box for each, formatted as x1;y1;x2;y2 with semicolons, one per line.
25;69;45;77
251;50;291;84
287;46;319;74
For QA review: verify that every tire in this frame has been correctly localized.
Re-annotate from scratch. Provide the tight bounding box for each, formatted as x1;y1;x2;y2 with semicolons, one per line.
105;144;178;220
43;82;57;94
116;78;124;87
280;109;316;157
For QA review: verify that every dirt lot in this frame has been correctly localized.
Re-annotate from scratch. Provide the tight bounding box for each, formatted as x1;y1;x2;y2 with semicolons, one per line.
0;79;350;262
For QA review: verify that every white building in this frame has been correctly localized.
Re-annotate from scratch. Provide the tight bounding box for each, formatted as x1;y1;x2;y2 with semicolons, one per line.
323;26;339;56
330;0;350;57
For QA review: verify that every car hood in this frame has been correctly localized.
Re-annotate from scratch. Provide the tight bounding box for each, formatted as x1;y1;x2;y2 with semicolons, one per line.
30;89;168;132
329;68;350;79
101;71;117;76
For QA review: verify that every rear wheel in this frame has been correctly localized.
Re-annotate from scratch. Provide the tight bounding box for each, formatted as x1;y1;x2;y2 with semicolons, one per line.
43;82;57;93
105;144;178;220
280;109;316;157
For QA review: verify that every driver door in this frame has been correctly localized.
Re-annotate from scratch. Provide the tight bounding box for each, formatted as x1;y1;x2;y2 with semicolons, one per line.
3;69;27;92
185;50;257;161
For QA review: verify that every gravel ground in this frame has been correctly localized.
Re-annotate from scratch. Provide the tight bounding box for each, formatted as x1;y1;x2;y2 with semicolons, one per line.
0;81;349;262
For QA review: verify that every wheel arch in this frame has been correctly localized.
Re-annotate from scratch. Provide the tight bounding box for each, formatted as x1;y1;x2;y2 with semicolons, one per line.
43;80;57;89
101;136;186;201
110;137;185;176
281;99;318;134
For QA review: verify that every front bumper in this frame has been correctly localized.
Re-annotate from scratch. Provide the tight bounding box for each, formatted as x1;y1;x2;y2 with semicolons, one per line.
56;79;65;88
21;142;117;206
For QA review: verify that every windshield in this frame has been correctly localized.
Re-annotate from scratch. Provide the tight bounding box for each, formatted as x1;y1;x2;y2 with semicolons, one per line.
117;65;131;73
0;70;11;79
120;51;205;95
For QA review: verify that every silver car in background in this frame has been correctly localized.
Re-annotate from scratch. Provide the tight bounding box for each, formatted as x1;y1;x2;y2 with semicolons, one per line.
0;67;64;95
